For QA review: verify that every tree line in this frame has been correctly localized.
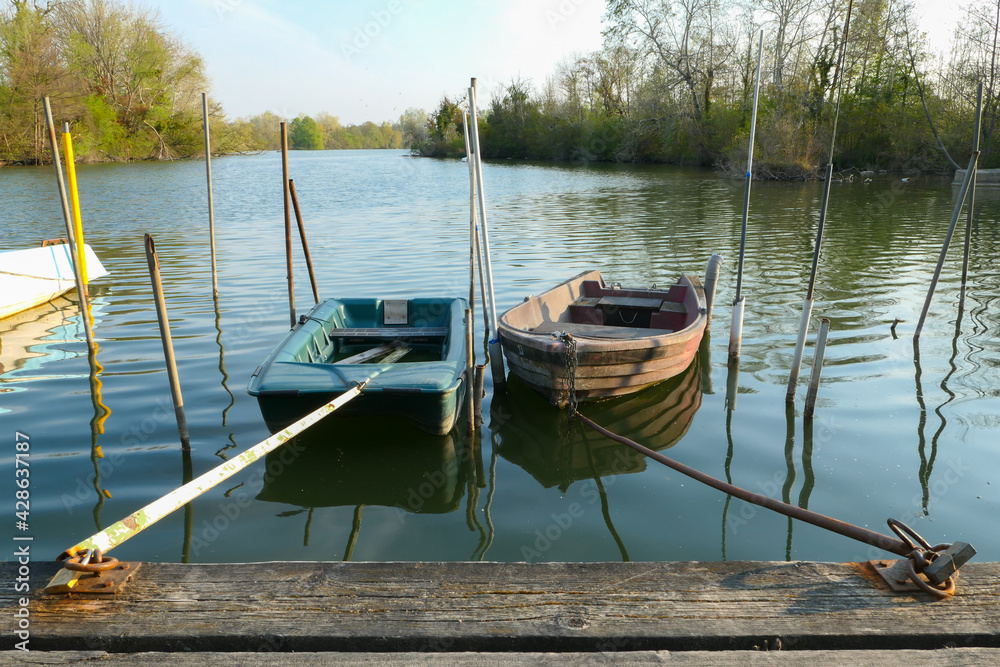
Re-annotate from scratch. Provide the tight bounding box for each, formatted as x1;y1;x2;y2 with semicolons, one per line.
416;0;1000;177
0;0;420;165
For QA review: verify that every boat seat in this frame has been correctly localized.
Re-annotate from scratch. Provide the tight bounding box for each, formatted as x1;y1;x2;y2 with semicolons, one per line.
571;296;686;314
329;327;448;340
531;321;673;339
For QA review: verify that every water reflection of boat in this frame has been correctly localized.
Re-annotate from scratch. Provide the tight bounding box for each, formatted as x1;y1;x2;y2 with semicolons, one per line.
493;355;702;491
256;418;466;514
0;294;106;380
0;242;107;320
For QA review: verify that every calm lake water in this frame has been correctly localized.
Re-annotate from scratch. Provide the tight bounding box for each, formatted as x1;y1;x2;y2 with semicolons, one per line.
1;149;997;565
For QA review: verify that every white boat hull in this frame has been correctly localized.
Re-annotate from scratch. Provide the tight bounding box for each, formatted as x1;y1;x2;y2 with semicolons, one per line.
0;244;108;320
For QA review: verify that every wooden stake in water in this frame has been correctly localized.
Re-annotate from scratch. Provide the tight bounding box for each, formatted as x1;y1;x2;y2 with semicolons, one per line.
787;0;854;404
960;82;983;302
43;98;95;353
730;31;764;360
281;122;296;327
468;78;505;388
145;234;191;451
289;179;320;304
202;93;219;298
803;318;831;419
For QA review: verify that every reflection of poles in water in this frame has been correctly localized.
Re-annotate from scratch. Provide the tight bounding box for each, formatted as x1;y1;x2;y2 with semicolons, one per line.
800;417;816;511
725;357;740;411
923;296;967;513
720;406;735;561
465;432;488;555
87;342;111;531
721;357;740;558
181;446;193;563
343;505;364;561
585;441;630;562
472;433;499;561
304;507;315;547
912;341;931;514
783;405;797;561
212;292;237;460
699;332;713;395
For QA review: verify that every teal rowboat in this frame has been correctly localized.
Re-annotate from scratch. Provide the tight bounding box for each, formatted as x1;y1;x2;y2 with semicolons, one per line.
248;297;469;436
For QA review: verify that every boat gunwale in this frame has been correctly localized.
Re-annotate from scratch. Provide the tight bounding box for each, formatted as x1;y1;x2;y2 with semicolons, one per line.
497;269;708;356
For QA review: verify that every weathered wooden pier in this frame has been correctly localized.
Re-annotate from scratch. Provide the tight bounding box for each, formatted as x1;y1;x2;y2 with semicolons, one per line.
4;560;999;664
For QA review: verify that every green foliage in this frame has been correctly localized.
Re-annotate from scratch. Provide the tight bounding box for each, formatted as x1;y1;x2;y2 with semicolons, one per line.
289;116;324;150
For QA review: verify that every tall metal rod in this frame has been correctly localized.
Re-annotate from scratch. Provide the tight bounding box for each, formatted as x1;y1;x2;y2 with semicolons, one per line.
803;318;831;419
729;31;764;360
462;112;480;433
202;93;219;298
281;122;296;327
144;234;191;451
960;82;983;301
786;0;854;404
914;151;980;340
464;113;489;339
288;179;320;304
43;97;95;352
468;78;505;387
463;113;477;335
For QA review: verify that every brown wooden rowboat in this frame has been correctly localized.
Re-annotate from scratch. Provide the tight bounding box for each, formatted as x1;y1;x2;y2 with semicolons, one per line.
498;266;711;407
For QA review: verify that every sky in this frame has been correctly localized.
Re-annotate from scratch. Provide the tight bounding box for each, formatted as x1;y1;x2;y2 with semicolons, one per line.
150;0;964;125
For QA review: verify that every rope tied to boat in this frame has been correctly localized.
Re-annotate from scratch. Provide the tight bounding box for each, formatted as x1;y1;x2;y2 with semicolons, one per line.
554;332;578;416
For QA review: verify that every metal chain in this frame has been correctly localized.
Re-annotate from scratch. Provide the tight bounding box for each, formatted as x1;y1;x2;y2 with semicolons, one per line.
557;332;578;415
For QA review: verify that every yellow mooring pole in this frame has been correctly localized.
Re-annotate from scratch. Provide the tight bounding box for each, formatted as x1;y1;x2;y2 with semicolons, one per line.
61;123;88;287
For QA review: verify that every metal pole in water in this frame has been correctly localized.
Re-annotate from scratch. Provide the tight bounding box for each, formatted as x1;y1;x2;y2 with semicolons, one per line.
961;82;983;302
803;318;831;419
281;122;296;328
43;98;95;353
144;234;191;451
288;179;320;304
787;0;854;404
61;122;88;289
730;31;763;360
703;253;724;327
914;151;979;340
202;92;219;298
464;113;490;337
468;78;506;388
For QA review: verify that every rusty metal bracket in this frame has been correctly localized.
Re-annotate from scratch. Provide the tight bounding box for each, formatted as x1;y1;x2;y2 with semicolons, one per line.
870;559;925;593
45;561;141;595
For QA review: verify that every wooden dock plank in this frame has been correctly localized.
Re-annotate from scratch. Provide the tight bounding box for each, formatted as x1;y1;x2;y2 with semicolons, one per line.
4;649;1000;666
3;561;1000;655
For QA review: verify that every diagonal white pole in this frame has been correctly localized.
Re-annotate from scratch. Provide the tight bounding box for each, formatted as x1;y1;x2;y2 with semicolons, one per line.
58;383;367;561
